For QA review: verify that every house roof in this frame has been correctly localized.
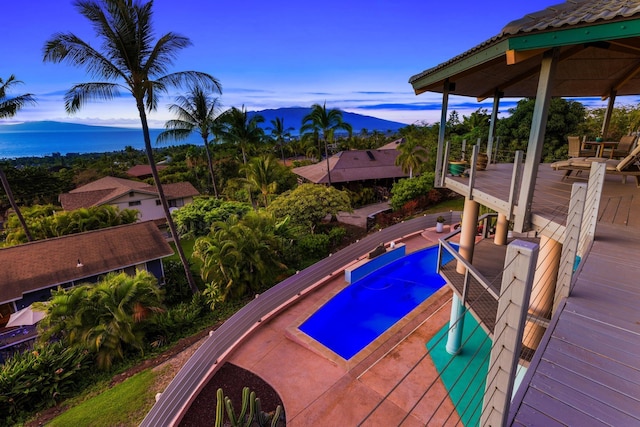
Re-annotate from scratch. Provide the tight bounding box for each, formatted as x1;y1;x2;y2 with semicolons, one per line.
409;0;640;98
59;176;199;211
0;221;173;303
127;164;168;178
379;138;405;150
292;149;409;184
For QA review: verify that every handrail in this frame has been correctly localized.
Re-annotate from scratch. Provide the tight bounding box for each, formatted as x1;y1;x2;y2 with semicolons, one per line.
437;213;500;302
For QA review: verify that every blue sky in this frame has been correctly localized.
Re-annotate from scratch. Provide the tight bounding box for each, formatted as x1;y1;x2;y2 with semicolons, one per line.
2;0;584;128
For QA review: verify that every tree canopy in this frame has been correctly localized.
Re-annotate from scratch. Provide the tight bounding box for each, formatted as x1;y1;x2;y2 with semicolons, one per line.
267;183;352;233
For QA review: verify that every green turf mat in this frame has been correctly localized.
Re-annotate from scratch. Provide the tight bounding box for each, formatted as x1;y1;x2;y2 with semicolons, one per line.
426;310;491;427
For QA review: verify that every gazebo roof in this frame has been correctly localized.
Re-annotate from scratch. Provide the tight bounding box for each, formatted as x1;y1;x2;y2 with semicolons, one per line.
409;0;640;99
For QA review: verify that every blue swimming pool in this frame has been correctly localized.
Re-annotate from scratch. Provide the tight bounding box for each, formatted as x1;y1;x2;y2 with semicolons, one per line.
299;245;455;360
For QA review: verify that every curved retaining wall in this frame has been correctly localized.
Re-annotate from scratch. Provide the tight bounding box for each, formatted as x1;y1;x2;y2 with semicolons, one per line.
141;211;461;426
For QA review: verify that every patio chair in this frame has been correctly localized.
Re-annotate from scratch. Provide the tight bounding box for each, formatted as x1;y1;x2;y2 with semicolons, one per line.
602;135;637;159
550;144;640;187
567;136;597;158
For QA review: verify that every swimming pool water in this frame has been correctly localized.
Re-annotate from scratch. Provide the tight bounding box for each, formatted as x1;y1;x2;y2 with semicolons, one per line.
299;245;455;360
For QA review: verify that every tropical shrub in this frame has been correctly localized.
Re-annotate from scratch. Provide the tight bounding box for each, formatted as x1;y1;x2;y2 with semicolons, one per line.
36;271;165;370
2;204;138;246
0;342;92;425
194;212;288;309
172;197;251;238
389;172;436;211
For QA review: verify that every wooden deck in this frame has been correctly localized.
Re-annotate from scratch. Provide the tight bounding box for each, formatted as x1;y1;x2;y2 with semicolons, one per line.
510;223;640;425
443;162;640;425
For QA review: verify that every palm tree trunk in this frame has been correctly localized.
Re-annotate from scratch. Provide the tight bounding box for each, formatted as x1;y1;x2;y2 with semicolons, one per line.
202;138;218;197
324;137;332;186
137;102;198;294
0;167;33;242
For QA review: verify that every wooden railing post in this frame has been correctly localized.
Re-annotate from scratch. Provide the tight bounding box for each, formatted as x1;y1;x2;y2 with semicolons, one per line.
555;183;586;308
578;162;605;258
481;239;539;427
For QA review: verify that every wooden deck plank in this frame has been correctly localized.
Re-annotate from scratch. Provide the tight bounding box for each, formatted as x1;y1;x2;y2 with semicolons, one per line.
542;344;640;396
530;373;640;425
552;312;640;362
563;299;640;335
511;403;566;427
517;386;608;426
535;361;640;418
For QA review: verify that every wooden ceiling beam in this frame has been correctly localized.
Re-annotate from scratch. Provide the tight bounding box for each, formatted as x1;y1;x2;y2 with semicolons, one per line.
477;45;586;101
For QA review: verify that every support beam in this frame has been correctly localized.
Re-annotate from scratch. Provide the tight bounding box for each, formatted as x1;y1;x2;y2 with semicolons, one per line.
601;89;617;138
446;293;466;355
494;213;509;246
481;240;538;427
436;80;452;187
522;235;561;351
456;197;480;274
514;49;559;232
487;91;502;165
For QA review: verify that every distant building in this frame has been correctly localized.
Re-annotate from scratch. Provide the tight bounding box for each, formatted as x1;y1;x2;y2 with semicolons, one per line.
0;221;173;320
292;147;409;186
59;176;199;221
126;164;168;180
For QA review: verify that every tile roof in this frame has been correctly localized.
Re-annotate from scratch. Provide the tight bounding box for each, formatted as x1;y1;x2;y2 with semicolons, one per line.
59;176;199;211
292;149;409;184
0;221;173;303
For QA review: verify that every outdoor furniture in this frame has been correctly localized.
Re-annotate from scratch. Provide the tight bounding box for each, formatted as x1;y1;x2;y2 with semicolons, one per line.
550;145;640;187
602;135;637;159
567;136;597;158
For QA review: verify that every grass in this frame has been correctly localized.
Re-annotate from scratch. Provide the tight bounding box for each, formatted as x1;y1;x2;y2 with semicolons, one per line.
46;369;158;427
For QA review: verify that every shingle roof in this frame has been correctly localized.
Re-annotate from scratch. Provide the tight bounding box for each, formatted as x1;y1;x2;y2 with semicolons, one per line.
0;221;173;303
292;149;409;184
502;0;640;35
409;0;640;92
59;176;199;211
126;164;168;178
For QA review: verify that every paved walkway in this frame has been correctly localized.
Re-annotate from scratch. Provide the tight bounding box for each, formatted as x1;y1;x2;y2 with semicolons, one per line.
219;228;462;426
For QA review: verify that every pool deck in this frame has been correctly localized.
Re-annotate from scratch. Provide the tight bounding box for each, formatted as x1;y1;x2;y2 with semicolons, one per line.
219;227;462;426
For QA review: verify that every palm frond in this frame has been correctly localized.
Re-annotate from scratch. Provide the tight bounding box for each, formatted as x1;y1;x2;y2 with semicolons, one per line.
64;82;123;113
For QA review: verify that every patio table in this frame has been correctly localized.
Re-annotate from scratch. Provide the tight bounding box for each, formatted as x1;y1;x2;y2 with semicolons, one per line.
587;141;618;157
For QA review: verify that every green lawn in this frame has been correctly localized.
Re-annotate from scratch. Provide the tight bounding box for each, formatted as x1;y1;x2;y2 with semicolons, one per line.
47;369;158;427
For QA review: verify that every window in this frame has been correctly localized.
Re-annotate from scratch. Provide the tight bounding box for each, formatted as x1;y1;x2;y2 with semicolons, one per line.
155;200;161;206
128;200;141;207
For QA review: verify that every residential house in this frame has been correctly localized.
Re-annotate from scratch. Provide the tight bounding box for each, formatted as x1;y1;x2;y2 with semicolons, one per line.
0;221;173;321
59;176;199;221
292;148;409;187
126;164;168;180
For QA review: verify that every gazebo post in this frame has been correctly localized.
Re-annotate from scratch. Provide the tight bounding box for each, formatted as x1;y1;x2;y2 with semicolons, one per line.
487;90;502;165
601;89;617;139
436;79;453;187
514;48;559;232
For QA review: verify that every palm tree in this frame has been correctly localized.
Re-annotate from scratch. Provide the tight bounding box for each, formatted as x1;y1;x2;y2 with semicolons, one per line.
218;106;265;206
267;117;294;165
395;138;429;178
218;106;265;165
0;75;36;242
43;0;221;294
300;102;352;185
157;85;223;197
241;155;279;208
38;270;164;370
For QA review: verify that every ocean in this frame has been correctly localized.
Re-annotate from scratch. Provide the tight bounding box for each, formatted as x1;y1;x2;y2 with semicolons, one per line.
0;123;203;159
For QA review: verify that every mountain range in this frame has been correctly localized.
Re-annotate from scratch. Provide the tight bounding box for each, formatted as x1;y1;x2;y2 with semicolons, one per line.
1;108;406;134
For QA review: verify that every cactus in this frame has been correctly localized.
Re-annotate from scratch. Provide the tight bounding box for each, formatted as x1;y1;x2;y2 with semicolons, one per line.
215;388;225;427
214;387;284;427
